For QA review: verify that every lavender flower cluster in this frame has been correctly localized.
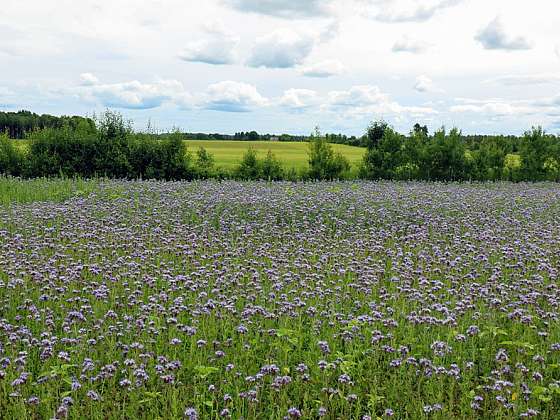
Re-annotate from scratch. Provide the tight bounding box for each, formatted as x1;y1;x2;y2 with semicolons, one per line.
0;180;559;418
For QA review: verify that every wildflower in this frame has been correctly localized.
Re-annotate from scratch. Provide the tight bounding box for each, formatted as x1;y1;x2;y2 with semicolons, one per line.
184;407;198;419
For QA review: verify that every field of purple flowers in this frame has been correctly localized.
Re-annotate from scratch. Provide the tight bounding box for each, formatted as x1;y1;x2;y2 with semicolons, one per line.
1;180;560;419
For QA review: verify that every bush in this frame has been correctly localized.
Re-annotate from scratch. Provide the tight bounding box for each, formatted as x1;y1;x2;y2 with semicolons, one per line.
308;127;350;180
236;148;262;180
0;132;24;176
26;111;192;180
194;147;215;179
26;121;98;178
261;151;284;181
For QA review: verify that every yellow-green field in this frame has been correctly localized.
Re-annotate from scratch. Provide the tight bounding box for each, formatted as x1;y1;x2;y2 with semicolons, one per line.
13;139;366;170
184;140;365;170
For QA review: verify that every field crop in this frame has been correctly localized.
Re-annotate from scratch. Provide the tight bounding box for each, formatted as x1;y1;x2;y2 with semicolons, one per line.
0;180;559;419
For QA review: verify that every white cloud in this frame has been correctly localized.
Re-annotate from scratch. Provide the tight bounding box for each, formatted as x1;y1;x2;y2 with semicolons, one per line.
489;74;560;86
279;88;319;109
318;20;340;43
365;0;463;23
555;44;560;59
450;98;536;116
223;0;332;18
326;85;436;117
178;21;239;65
414;75;434;92
77;76;186;109
199;81;268;112
392;37;430;54
79;73;99;86
328;85;389;107
74;76;268;112
299;60;345;77
475;17;532;51
247;30;315;68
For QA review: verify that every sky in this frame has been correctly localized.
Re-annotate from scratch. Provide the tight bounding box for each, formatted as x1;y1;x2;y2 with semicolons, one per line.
0;0;559;136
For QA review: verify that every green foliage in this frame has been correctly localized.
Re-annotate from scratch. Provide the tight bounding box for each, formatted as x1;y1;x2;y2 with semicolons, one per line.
360;126;405;179
421;127;468;181
0;110;95;139
308;127;350;180
357;121;560;182
261;150;284;180
365;120;389;149
0;132;24;176
194;147;215;179
25;111;192;180
503;154;523;181
235;147;262;180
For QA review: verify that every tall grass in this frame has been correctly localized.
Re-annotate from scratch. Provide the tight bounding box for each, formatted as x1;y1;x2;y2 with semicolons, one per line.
0;176;99;205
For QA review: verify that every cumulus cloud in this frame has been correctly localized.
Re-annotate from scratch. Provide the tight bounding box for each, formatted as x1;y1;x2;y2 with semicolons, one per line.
179;21;239;65
414;75;435;92
392;37;430;54
74;76;267;112
279;88;319;109
555;44;560;59
299;60;345;77
326;85;436;117
328;85;389;107
365;0;463;23
223;0;332;18
77;76;186;110
489;74;560;86
247;30;315;68
475;17;532;51
199;81;268;112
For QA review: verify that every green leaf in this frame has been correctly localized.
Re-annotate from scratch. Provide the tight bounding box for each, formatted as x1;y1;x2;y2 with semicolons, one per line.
277;328;295;337
194;365;220;379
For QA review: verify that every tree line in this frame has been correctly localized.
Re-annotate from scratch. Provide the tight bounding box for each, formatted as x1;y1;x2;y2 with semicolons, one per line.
0;110;95;139
359;121;560;182
1;110;559;181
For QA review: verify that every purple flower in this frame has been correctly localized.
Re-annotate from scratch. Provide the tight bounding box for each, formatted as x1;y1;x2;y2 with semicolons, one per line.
184;407;198;419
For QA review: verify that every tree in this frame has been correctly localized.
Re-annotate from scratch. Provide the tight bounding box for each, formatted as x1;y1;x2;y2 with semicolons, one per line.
308;127;350;180
261;150;284;180
360;125;405;179
503;153;522;182
0;132;23;175
412;123;428;137
365;120;389;149
195;147;215;179
236;147;262;180
420;127;468;181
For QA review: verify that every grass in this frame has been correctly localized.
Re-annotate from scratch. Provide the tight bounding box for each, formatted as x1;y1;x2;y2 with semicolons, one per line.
0;176;99;205
185;140;365;170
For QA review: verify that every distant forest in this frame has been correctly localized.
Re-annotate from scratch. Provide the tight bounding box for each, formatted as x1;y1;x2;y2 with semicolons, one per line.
0;110;95;139
1;109;560;182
